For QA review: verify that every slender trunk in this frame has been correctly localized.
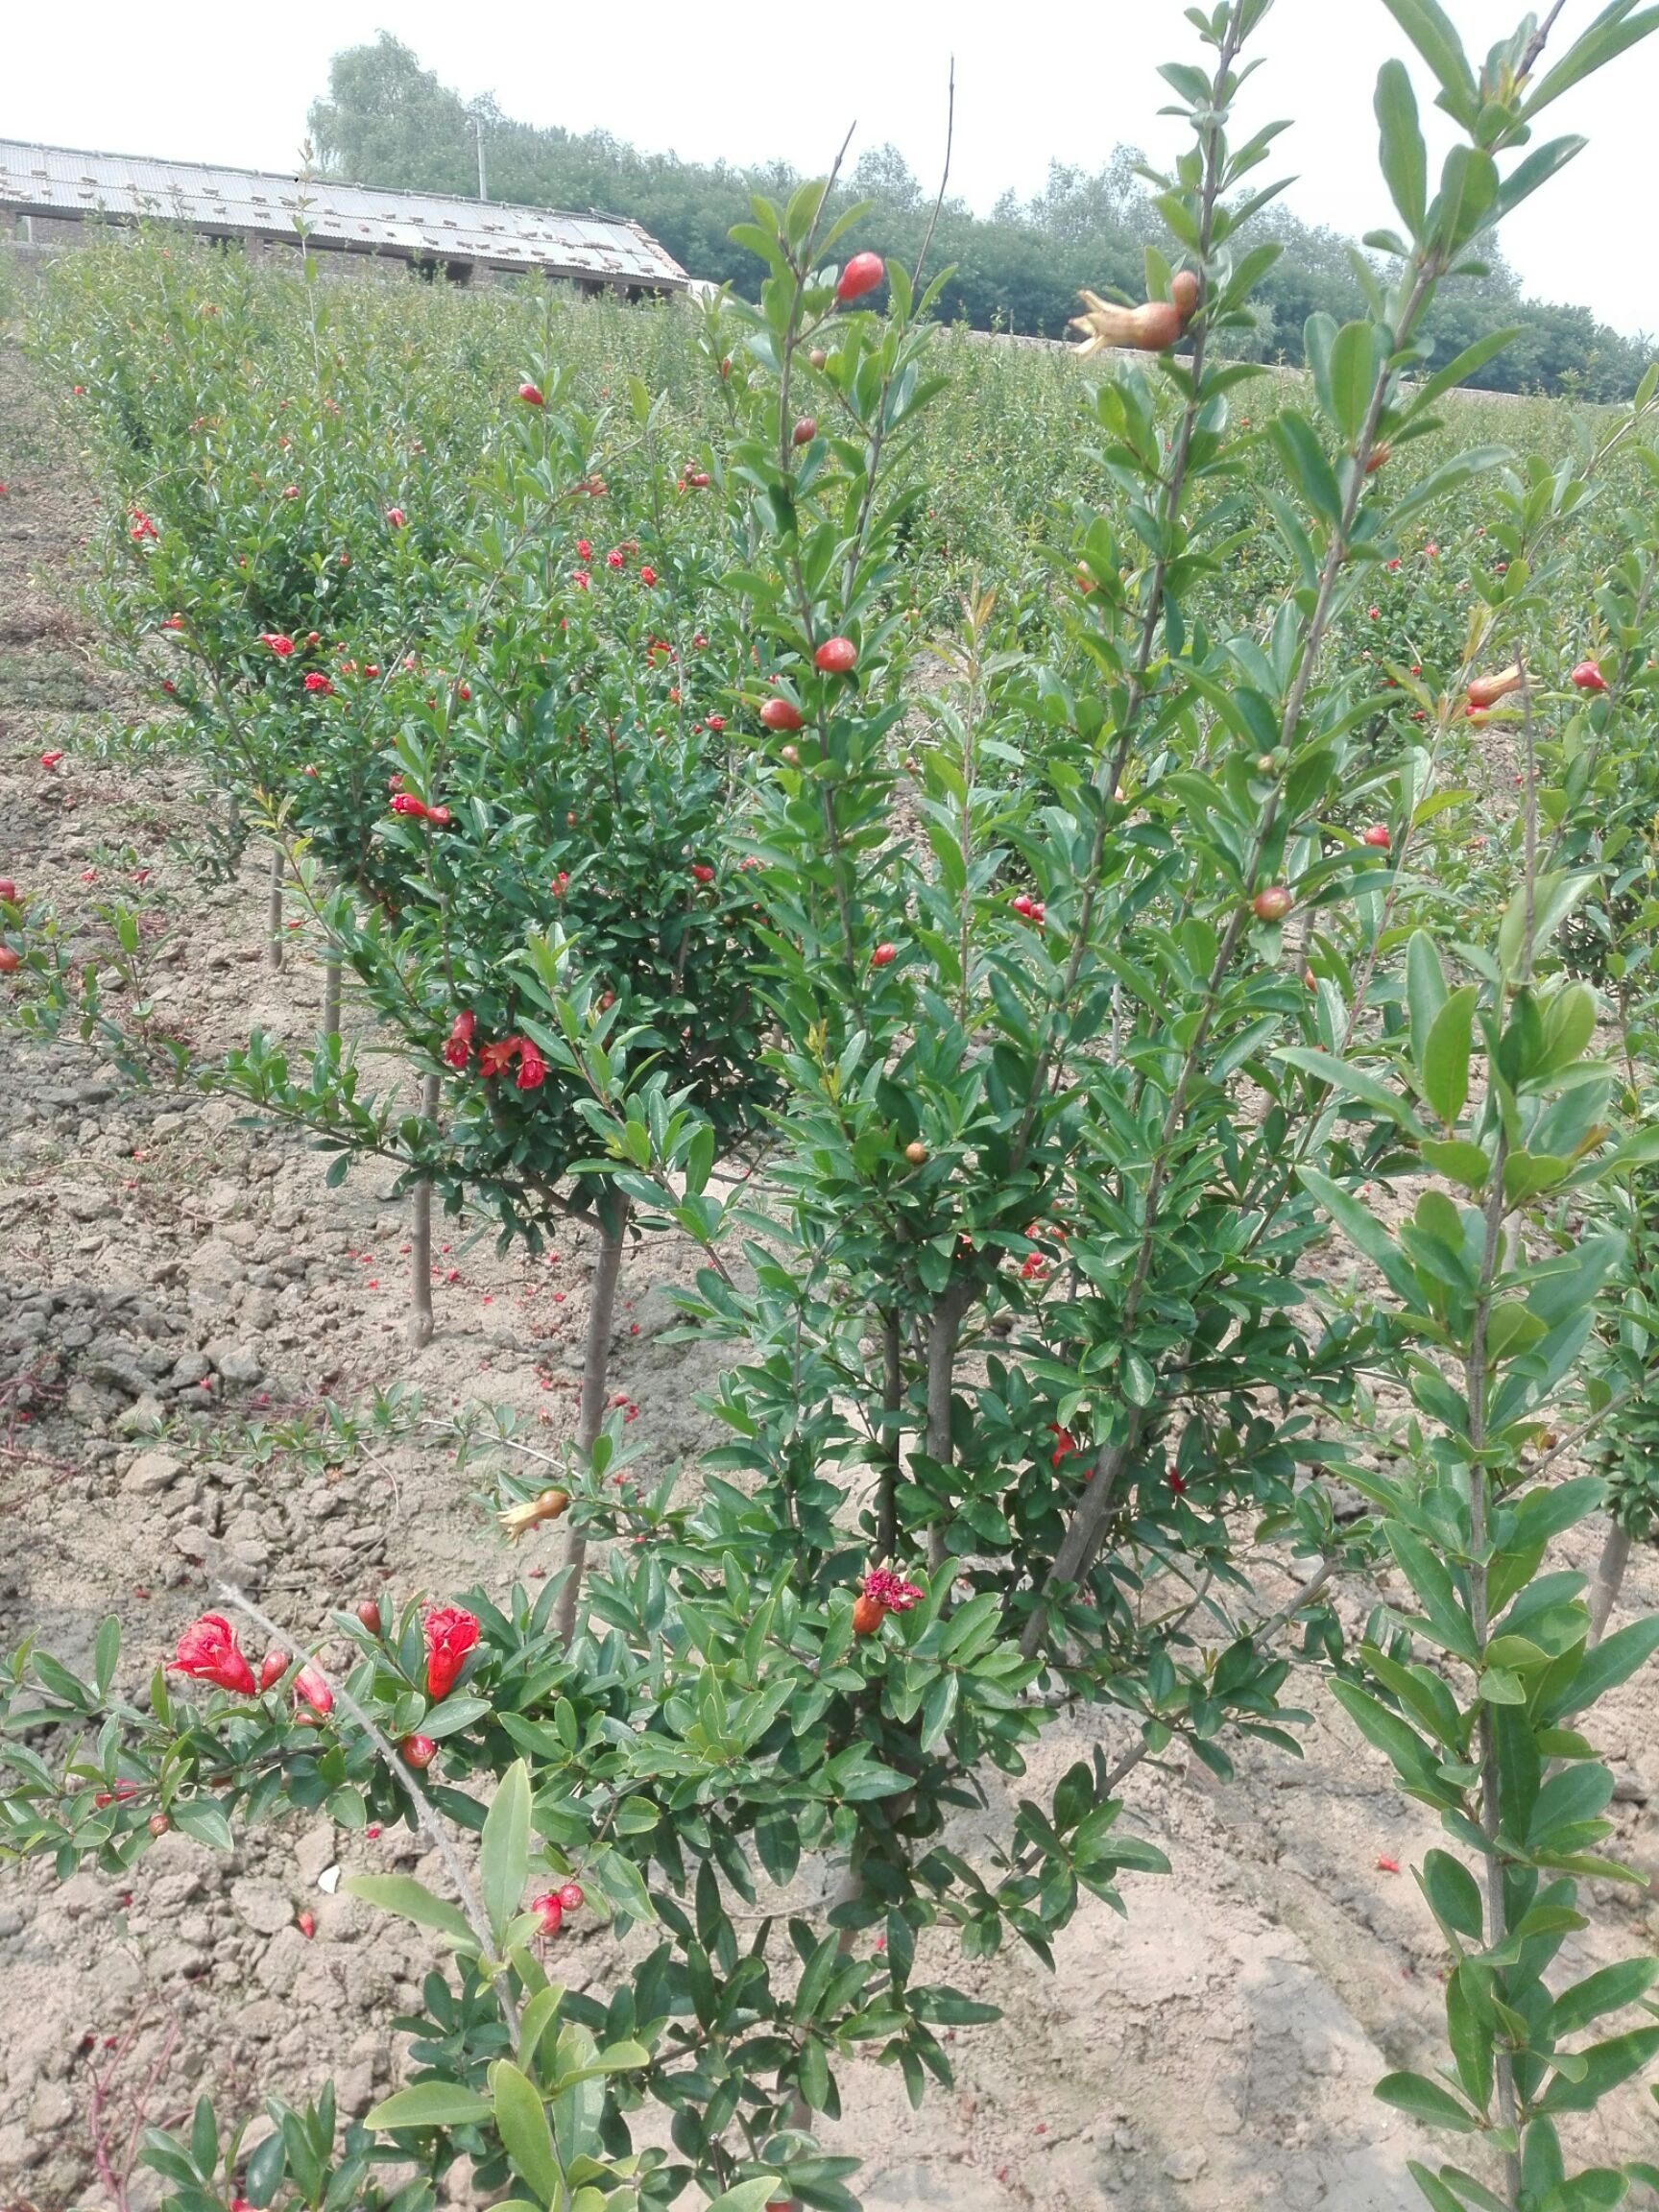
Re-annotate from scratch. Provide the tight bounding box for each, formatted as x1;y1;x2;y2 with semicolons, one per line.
1467;1145;1523;2202
924;1282;972;1574
553;1196;631;1645
781;1863;861;2210
265;845;284;971
1588;1521;1632;1647
323;954;343;1042
408;1070;442;1349
876;1310;902;1563
1020;1424;1138;1659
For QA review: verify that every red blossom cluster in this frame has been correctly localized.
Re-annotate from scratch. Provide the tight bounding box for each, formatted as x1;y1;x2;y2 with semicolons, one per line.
444;1011;545;1090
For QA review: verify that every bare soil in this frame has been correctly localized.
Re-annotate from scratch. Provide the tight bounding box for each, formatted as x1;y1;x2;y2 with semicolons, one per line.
3;341;1657;2212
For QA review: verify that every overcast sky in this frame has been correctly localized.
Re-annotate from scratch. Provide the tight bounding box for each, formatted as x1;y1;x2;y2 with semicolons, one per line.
7;1;1656;338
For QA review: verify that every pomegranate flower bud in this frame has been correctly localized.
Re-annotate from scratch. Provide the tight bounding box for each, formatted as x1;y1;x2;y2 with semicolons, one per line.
443;1010;476;1070
516;1038;546;1091
170;1613;256;1695
259;1650;287;1693
390;793;428;819
385;506;406;528
293;1663;333;1717
558;1881;584;1911
422;1604;481;1701
518;381;545;406
531;1891;565;1936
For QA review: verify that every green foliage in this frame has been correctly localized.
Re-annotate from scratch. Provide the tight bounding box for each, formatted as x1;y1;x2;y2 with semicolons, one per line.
307;32;1653;396
5;8;1659;2212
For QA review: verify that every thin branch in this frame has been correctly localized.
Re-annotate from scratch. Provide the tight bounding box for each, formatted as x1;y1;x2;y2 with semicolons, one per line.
912;60;956;297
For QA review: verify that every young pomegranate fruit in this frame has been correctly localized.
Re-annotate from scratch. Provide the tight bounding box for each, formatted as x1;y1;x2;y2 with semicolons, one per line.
1252;885;1293;923
814;636;857;674
759;696;804;732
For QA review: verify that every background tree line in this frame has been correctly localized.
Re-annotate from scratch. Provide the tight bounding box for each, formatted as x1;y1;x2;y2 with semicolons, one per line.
307;34;1651;400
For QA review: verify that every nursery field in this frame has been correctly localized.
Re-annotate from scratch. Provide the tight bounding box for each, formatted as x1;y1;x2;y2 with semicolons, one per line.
7;10;1659;2212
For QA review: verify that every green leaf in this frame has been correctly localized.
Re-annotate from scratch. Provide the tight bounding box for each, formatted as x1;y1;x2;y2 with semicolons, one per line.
493;2059;562;2206
1277;1046;1424;1132
94;1616;120;1697
705;2182;786;2212
1421;987;1477;1128
1385;1526;1479;1662
1373;61;1428;240
365;2082;493;2130
1524;8;1659;118
344;1873;478;1951
1551;1958;1659;2037
1406;930;1448;1069
1375;2070;1479;2130
480;1760;532;1948
1299;1168;1420;1305
1535;2024;1659;2114
1378;0;1477;111
1329;1679;1447;1800
170;1798;233;1853
1421;1849;1483;1941
1548;1613;1659;1720
1329;321;1382;445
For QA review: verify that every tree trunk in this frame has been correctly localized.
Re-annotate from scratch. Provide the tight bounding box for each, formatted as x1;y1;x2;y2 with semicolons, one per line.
876;1310;902;1563
323;955;343;1042
408;1070;443;1349
1588;1521;1633;1647
553;1195;631;1645
924;1281;972;1574
265;845;284;971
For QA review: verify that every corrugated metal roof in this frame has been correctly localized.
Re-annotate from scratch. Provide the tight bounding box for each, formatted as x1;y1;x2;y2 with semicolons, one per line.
0;138;689;287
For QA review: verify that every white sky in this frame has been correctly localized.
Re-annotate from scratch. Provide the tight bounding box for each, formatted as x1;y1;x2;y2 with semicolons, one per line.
7;0;1656;337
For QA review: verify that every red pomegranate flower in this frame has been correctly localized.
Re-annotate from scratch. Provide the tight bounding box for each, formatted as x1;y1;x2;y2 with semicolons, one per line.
861;1567;924;1614
639;565;657;587
390;793;428;819
478;1037;517;1079
385;506;406;528
516;1038;546;1091
423;1605;480;1700
690;862;714;883
444;1010;476;1070
303;672;333;696
129;509;157;541
258;633;295;657
518;381;544;406
606;548;625;569
171;1614;256;1695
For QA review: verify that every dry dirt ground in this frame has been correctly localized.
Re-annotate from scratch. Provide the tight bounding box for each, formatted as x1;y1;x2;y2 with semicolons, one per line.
3;340;1659;2212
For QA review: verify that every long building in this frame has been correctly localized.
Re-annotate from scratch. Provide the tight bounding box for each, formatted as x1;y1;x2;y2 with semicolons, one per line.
0;138;690;296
